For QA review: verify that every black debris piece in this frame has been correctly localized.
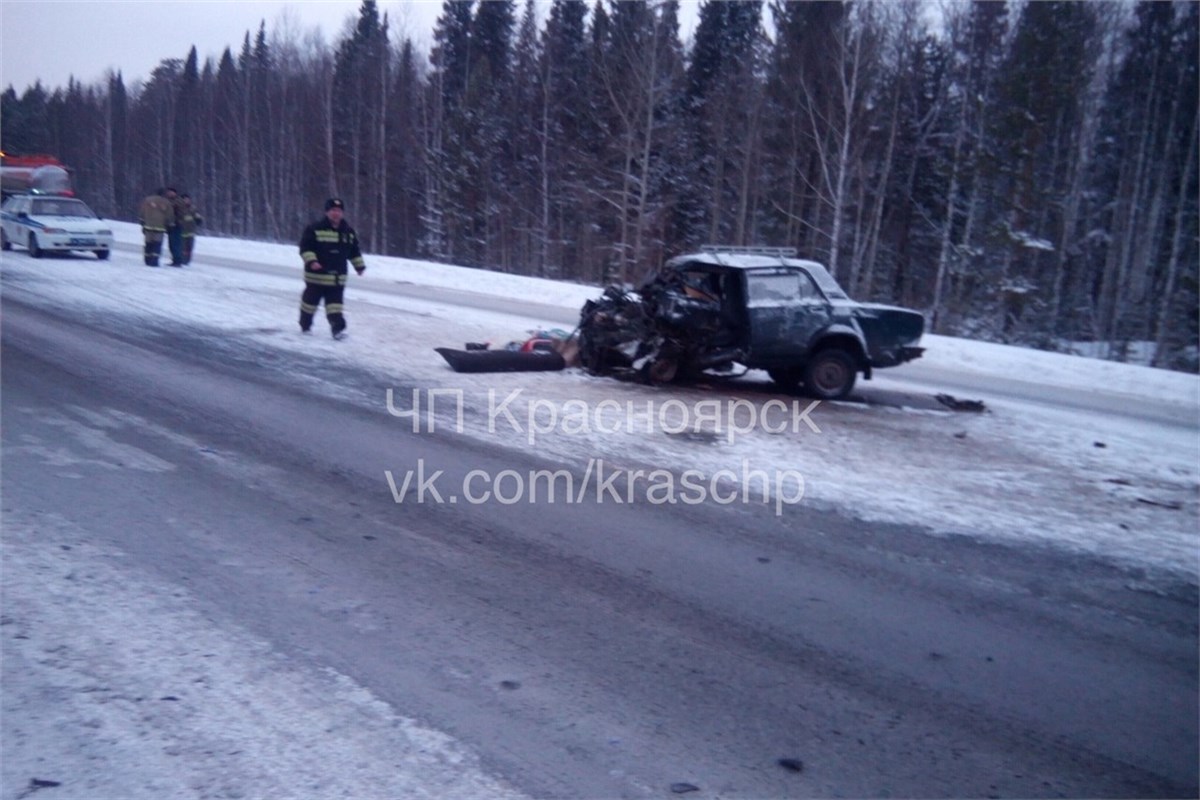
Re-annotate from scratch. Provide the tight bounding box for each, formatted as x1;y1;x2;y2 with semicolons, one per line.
935;393;987;413
669;782;700;794
1136;497;1182;510
436;347;565;374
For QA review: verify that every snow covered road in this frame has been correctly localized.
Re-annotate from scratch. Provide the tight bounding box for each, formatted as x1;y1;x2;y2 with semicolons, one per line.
2;226;1197;797
6;223;1197;580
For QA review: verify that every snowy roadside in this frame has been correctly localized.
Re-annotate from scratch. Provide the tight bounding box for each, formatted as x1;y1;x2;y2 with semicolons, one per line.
0;508;527;800
2;223;1197;582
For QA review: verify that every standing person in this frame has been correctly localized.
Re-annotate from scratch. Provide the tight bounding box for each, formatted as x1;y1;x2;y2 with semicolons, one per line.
178;194;204;265
164;186;184;266
297;197;366;339
137;188;173;267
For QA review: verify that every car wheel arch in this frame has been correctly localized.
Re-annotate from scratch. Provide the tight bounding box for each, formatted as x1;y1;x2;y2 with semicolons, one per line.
808;331;867;365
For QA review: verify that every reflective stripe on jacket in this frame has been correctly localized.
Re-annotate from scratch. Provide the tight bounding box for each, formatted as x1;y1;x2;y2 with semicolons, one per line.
298;216;364;276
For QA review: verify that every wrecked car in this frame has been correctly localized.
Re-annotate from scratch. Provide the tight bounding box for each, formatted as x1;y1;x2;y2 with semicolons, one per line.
577;246;925;399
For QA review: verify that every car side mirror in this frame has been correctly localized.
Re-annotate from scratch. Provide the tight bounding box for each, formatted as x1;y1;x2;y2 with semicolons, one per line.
16;211;28;219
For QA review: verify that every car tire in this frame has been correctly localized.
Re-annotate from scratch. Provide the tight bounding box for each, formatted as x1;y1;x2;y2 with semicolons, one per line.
28;233;42;258
768;368;802;390
1;229;10;251
802;348;858;400
95;249;110;261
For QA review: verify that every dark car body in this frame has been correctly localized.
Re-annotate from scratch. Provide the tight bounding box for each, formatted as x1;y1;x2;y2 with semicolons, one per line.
578;247;925;399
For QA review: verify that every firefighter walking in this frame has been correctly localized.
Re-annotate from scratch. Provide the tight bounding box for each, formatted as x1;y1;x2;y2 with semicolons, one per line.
298;197;366;339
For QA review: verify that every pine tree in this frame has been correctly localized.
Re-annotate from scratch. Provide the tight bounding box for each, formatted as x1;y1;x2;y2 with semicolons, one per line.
682;0;764;249
986;1;1101;343
424;0;475;261
930;0;1009;332
172;47;201;193
383;38;426;256
469;0;517;268
540;0;591;278
1095;1;1199;365
333;1;391;249
761;1;846;263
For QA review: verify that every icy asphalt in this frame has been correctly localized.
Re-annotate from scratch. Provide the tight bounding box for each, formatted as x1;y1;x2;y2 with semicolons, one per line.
1;232;1197;797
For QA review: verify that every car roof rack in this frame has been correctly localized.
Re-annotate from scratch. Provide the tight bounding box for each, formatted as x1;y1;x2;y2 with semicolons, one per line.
700;244;798;258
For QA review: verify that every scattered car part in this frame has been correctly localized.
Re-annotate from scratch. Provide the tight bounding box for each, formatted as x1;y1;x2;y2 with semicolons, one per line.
435;347;566;373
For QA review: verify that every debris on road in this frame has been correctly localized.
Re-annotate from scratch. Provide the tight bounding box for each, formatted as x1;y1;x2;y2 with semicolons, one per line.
935;393;988;413
436;328;574;373
435;347;565;373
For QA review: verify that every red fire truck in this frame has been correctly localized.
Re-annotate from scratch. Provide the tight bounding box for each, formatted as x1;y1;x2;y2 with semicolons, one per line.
0;153;74;199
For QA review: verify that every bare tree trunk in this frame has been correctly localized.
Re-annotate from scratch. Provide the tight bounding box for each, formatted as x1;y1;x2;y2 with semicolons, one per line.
858;69;900;300
1152;107;1198;367
538;48;552;276
1101;55;1161;351
734;93;763;246
632;19;660;273
377;49;390;254
1049;88;1100;339
795;10;868;281
707;109;728;245
100;87;117;216
240;73;254;236
323;68;337;198
932;78;969;332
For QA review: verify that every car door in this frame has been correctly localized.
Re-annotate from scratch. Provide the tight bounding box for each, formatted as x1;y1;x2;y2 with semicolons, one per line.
792;268;834;348
745;268;833;365
2;196;28;247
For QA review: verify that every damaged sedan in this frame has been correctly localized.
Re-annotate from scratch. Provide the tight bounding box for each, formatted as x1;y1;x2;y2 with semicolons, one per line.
577;246;925;399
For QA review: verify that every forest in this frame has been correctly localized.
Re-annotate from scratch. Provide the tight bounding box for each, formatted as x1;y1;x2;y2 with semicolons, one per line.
1;0;1196;370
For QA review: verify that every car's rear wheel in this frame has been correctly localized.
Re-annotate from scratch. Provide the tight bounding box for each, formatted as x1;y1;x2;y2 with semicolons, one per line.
1;229;10;251
803;348;858;400
28;233;42;258
95;249;110;260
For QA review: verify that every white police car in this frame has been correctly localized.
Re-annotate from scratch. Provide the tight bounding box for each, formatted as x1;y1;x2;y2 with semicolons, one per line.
0;194;114;260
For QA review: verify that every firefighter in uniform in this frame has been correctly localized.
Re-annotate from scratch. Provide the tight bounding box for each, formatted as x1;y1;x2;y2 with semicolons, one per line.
138;188;174;266
178;194;203;265
298;197;365;338
165;186;185;266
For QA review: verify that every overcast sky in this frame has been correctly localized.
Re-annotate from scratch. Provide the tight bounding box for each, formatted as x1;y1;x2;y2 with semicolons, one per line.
2;1;704;96
2;1;449;93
